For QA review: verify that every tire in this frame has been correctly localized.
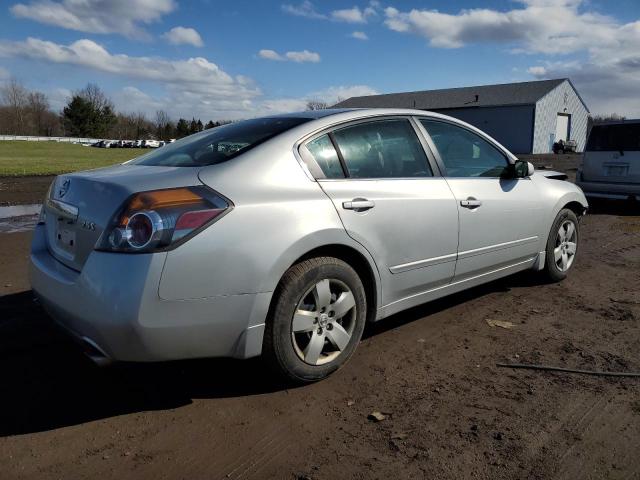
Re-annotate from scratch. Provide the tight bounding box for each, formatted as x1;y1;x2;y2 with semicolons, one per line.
263;257;367;383
543;208;579;282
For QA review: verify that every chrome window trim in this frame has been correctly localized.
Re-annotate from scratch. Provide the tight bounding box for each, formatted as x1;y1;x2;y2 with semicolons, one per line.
295;115;436;181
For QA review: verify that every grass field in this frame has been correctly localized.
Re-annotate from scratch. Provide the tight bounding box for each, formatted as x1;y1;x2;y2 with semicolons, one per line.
0;141;147;176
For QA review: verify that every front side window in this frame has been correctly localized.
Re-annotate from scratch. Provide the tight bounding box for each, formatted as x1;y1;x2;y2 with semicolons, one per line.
420;119;508;178
331;119;432;179
132;117;310;167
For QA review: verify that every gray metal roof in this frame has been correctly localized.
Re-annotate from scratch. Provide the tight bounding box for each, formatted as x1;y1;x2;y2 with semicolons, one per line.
334;79;568;110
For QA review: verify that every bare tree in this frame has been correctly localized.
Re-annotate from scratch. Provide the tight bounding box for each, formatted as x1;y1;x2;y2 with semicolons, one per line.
592;113;626;124
27;91;50;135
306;100;329;111
0;78;29;134
155;110;171;139
78;83;113;112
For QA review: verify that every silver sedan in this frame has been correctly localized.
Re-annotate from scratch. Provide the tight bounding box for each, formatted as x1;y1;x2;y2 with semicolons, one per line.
30;109;588;382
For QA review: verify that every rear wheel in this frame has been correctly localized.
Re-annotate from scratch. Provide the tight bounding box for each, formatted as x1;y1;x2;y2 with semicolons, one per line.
543;208;579;282
263;257;367;383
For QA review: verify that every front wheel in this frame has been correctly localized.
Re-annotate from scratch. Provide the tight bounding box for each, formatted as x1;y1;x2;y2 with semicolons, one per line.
543;208;579;282
263;257;367;383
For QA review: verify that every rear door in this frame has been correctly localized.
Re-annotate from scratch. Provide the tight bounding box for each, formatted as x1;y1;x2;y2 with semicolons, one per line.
300;117;459;306
418;118;544;282
582;123;640;184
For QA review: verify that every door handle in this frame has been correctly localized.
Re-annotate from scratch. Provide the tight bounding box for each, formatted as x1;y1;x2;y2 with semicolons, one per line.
460;198;482;208
343;199;375;211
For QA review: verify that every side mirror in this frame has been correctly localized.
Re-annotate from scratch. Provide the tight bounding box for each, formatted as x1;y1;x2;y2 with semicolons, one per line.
513;159;534;178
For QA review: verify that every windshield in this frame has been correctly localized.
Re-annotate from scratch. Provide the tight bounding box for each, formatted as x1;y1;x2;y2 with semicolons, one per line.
586;124;640;152
131;117;311;167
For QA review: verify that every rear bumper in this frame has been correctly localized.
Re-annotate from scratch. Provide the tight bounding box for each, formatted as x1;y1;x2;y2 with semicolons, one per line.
575;179;640;200
29;225;270;363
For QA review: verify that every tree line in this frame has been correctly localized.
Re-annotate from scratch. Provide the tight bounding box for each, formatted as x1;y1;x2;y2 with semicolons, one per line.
0;79;231;140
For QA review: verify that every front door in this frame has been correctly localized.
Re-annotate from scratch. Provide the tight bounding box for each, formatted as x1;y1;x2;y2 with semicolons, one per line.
418;119;544;281
301;118;459;306
555;114;570;143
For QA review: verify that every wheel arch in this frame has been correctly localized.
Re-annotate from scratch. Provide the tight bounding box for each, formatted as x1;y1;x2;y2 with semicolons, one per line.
562;200;587;220
269;244;380;327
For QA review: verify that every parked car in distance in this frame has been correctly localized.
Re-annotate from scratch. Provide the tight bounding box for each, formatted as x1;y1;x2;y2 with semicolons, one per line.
30;109;587;383
142;140;161;148
576;120;640;201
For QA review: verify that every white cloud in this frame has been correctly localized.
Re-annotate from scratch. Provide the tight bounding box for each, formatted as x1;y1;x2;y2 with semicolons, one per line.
285;50;320;63
331;7;367;23
0;37;261;119
162;26;204;47
0;66;9;80
0;35;370;120
0;38;254;95
109;84;377;120
351;31;369;40
258;49;320;63
384;0;640;116
281;1;326;19
258;49;284;61
310;85;378;104
284;1;380;23
383;1;626;53
10;0;176;39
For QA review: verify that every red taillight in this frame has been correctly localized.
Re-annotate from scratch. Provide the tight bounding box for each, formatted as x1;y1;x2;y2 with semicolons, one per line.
98;186;230;253
175;209;225;230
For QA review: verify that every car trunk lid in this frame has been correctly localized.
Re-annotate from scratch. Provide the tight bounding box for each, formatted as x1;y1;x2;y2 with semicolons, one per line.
44;164;203;271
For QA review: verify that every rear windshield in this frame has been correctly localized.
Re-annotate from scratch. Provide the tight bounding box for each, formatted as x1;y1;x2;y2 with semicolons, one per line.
586;124;640;152
131;117;310;167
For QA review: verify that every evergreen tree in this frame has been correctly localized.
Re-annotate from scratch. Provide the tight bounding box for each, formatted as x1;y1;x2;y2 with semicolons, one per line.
176;118;190;138
205;120;215;129
62;84;117;137
62;95;95;137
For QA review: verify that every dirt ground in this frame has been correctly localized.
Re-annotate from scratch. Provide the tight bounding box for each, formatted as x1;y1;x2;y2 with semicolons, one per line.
1;159;640;479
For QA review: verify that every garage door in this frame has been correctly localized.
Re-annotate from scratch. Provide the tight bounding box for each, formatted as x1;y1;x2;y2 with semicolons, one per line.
555;114;570;142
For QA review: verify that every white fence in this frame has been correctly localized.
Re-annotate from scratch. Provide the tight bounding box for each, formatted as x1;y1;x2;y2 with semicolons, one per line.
0;135;114;144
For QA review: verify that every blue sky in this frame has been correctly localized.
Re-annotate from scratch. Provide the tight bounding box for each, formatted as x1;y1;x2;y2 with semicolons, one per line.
0;0;638;120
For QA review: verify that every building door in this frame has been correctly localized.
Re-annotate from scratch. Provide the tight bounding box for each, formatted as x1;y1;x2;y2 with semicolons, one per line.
555;114;570;142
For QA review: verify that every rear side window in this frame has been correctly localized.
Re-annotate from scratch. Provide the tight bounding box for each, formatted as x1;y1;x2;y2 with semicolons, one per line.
305;134;344;179
331;119;432;179
586;124;640;152
132;117;310;167
420;119;508;178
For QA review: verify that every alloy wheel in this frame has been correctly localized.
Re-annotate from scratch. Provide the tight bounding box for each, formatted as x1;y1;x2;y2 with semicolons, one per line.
554;219;577;272
291;279;357;366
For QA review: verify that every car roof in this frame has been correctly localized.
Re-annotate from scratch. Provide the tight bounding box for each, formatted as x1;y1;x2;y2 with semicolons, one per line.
591;119;640;127
268;108;357;119
268;108;518;161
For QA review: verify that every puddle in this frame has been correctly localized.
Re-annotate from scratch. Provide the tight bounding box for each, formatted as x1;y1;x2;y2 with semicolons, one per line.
0;204;41;234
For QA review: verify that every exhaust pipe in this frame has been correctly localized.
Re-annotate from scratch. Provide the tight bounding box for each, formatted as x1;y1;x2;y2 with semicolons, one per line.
80;336;113;367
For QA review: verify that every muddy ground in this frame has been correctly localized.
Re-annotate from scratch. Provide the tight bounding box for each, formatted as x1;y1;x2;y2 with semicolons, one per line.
1;156;640;479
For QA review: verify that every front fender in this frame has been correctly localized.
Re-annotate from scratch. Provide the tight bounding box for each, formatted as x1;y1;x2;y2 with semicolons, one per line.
545;185;588;238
